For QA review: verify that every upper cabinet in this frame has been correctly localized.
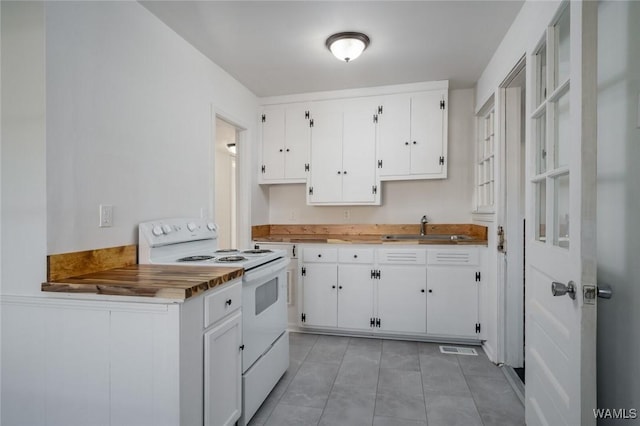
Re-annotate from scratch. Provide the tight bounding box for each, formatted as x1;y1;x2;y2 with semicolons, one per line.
260;104;311;183
376;89;448;180
307;98;379;205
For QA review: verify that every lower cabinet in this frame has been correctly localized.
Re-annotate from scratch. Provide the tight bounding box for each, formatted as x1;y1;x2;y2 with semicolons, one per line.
299;245;483;340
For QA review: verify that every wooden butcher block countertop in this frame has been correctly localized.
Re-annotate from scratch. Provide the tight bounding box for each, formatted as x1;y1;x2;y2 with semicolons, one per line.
252;224;488;246
42;264;244;300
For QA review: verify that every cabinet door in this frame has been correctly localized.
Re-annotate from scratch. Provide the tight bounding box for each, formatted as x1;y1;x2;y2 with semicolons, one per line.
261;107;286;180
342;99;378;203
377;94;411;177
309;103;343;203
284;105;311;180
410;91;446;175
337;264;374;330
377;266;427;334
426;267;478;338
204;311;242;426
301;263;338;327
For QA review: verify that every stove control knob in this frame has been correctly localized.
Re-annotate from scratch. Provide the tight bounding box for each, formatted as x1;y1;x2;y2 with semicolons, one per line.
187;222;197;232
207;223;217;231
161;224;172;234
152;225;164;236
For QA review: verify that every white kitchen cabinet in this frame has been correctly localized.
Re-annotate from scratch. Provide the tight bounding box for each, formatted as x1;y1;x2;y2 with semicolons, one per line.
300;249;338;327
204;311;242;426
377;89;448;180
375;248;427;334
260;104;311;183
307;99;379;205
426;248;481;338
0;279;243;426
337;247;375;330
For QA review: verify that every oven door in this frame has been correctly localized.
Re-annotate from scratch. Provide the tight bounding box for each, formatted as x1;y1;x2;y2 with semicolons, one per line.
242;257;289;371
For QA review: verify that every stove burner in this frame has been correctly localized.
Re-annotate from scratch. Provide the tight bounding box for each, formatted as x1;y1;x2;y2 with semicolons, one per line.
216;255;247;263
242;249;273;254
215;249;239;253
177;255;214;262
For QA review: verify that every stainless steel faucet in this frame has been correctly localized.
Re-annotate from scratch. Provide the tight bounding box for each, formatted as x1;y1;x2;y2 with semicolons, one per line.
420;215;429;236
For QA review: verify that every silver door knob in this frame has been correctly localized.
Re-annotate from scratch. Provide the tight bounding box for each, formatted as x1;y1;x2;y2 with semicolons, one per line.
551;281;576;300
598;284;613;299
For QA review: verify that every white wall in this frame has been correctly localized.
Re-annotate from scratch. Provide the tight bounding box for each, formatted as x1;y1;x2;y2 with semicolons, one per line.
596;1;640;419
267;88;476;224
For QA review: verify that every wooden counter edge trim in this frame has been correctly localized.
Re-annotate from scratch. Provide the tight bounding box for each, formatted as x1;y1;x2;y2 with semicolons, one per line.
252;224;488;240
47;245;138;282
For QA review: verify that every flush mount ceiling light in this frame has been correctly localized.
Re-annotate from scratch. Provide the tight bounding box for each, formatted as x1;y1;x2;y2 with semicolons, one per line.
325;32;370;63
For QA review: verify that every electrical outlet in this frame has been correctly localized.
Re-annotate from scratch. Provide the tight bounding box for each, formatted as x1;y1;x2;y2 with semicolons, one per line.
343;209;350;220
99;204;113;227
289;210;297;222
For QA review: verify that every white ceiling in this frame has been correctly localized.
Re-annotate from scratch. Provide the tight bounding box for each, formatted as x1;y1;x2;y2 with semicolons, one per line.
140;1;524;98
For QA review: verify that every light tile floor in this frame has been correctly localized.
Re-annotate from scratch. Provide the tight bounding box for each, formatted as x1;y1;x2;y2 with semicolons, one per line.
248;333;525;426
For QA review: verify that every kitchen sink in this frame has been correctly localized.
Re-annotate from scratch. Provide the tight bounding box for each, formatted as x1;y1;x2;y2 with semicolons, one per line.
381;234;473;241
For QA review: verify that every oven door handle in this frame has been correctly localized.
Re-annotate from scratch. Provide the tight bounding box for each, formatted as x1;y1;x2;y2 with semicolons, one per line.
243;257;290;285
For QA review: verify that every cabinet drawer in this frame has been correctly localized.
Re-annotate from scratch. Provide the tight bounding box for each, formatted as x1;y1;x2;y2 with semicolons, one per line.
204;280;242;328
338;248;374;264
377;248;426;265
427;248;479;266
302;247;338;263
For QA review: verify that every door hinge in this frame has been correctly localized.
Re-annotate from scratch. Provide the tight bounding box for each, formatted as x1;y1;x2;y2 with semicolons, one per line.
301;266;306;276
378;105;383;115
440;100;446;110
239;344;245;351
301;313;306;323
371;269;376;279
439;156;445;165
309;119;314;128
261;114;266;122
304;163;310;172
372;185;377;195
377;160;383;168
308;186;314;195
475;323;481;333
292;245;296;258
475;271;481;282
376;318;381;328
370;317;375;327
305;110;310;119
376;270;381;279
261;165;266;173
373;114;378;123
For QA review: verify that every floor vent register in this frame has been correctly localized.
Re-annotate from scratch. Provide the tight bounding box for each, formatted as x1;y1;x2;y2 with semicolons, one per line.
439;346;478;356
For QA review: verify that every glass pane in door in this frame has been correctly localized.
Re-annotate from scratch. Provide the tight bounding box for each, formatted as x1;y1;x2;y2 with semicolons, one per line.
555;7;570;87
536;44;547;106
555;91;570;168
535;180;547;242
554;173;570;248
535;115;547;174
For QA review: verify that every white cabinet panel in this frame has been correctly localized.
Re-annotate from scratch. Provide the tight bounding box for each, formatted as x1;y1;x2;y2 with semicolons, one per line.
261;107;286;181
377;265;427;334
204;311;242;426
342;98;377;203
302;263;338;327
337;264;374;330
410;91;446;175
308;103;343;203
426;267;479;338
285;106;312;179
377;94;411;176
302;246;338;263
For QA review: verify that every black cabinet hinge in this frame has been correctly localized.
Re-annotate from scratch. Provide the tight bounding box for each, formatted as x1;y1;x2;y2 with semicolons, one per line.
374;270;381;279
292;245;296;258
370;317;375;327
371;270;376;279
239;344;245;351
377;160;383;169
376;318;381;328
475;271;481;282
308;186;313;195
261;165;266;173
378;105;383;115
301;313;306;323
304;163;310;172
475;323;481;333
372;185;377;195
301;267;306;276
440;100;446;110
261;114;266;122
309;119;314;128
305;110;310;119
373;114;378;123
439;156;445;165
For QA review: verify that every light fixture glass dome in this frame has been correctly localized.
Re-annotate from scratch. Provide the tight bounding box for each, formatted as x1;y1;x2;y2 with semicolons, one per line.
326;32;370;63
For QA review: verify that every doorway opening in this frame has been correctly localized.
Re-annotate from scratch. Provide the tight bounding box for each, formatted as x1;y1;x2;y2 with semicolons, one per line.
214;117;240;249
499;59;526;390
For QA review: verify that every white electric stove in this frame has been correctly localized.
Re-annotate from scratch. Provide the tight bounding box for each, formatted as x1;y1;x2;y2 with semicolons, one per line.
138;217;290;426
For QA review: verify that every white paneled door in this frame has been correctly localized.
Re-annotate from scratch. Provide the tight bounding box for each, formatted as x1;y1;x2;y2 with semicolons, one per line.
526;2;597;426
